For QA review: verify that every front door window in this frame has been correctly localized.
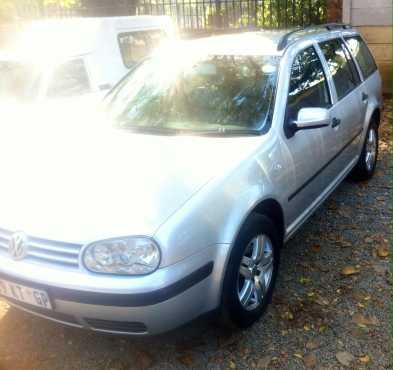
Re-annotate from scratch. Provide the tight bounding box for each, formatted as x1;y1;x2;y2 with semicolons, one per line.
287;46;331;123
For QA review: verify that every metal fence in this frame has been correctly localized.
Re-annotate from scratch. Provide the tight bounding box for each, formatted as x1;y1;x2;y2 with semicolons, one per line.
5;0;327;34
136;0;327;33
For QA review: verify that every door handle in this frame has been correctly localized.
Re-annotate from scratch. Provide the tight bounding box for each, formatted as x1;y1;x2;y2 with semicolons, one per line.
362;92;369;102
332;117;341;128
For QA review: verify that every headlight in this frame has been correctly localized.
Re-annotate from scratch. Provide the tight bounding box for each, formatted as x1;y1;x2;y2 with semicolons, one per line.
83;237;160;275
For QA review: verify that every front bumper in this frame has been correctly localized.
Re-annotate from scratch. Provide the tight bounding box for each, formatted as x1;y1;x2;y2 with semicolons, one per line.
0;243;230;335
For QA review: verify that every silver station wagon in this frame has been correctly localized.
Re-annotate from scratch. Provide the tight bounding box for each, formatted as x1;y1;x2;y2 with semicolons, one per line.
0;24;382;335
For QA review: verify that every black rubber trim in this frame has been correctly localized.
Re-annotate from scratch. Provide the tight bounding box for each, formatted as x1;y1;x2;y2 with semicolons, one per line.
0;262;214;307
288;129;363;202
85;318;147;333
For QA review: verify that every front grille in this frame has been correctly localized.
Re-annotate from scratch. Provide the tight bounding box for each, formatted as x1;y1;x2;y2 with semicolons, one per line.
85;318;148;334
0;228;81;269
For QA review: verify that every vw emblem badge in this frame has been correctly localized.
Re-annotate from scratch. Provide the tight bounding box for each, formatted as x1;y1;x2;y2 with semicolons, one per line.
9;231;29;260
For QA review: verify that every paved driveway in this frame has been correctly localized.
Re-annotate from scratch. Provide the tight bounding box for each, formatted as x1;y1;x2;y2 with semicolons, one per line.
0;102;391;370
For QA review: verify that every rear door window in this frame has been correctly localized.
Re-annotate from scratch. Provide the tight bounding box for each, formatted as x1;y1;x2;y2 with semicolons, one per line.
47;59;90;98
287;46;331;122
118;30;167;68
344;36;377;79
319;39;361;100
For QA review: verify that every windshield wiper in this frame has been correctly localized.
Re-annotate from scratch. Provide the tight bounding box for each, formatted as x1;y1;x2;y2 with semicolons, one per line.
183;129;262;137
116;121;262;137
118;125;181;136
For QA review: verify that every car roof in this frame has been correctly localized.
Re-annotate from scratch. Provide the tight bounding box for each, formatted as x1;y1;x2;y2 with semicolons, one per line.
276;24;358;50
186;31;286;56
153;31;287;58
155;25;358;58
0;16;174;62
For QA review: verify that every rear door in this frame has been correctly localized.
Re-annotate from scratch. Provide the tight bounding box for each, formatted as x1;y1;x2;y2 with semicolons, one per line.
344;34;382;122
318;38;363;170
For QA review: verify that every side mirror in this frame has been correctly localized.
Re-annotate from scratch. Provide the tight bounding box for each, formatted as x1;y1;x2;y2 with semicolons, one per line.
287;108;330;137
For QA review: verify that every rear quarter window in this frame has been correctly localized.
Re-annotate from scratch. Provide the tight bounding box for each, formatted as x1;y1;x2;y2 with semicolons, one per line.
345;36;377;79
47;59;90;98
118;30;167;68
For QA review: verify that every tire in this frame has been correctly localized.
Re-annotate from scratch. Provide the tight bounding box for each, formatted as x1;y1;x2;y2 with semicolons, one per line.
351;120;379;181
221;213;281;328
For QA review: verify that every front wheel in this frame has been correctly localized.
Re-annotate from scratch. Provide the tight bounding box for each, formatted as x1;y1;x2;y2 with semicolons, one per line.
351;121;379;181
221;214;281;328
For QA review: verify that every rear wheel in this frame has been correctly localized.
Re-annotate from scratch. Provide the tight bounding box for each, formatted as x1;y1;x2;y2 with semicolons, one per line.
221;214;280;328
351;121;379;181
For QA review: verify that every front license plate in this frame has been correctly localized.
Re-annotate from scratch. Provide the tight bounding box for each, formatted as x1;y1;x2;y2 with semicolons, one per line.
0;279;52;310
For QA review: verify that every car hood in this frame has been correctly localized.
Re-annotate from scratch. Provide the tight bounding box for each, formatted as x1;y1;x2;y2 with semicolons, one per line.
0;118;263;243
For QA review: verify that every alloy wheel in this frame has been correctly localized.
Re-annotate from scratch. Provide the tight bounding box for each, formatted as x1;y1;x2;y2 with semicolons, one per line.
237;234;274;311
365;127;377;171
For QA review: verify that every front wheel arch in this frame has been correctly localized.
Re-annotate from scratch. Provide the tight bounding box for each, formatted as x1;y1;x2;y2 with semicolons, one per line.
251;198;285;245
220;213;281;328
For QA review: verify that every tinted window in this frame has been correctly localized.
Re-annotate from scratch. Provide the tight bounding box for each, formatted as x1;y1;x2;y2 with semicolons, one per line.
345;36;377;79
319;39;361;100
47;59;90;98
287;46;331;121
118;30;167;68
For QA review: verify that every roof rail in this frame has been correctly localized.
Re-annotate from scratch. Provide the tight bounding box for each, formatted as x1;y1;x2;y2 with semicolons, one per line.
277;28;302;51
324;23;352;30
277;23;352;51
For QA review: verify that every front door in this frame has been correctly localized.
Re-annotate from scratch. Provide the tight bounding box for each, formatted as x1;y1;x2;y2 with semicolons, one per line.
283;45;337;228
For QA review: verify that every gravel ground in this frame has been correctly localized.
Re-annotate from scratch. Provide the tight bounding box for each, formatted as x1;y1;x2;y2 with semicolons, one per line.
0;101;391;370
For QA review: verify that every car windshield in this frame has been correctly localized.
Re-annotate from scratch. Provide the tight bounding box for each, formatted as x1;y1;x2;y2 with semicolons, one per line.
0;60;41;100
105;52;279;135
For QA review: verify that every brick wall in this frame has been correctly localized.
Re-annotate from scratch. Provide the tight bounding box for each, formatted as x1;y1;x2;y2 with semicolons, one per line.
343;0;392;94
327;0;343;23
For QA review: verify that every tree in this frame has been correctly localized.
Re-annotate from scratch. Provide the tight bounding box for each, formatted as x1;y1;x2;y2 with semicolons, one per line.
0;0;15;22
0;0;80;23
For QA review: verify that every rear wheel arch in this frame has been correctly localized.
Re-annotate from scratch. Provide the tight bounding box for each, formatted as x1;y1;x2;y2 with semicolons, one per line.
351;118;379;181
371;108;381;127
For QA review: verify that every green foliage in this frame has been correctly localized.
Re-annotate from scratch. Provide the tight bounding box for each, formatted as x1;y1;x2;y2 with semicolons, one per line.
178;0;327;30
0;0;81;21
1;0;326;30
43;0;80;8
0;0;16;20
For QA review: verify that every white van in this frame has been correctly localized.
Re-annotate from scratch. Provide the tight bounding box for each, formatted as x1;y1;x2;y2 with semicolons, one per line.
0;16;176;102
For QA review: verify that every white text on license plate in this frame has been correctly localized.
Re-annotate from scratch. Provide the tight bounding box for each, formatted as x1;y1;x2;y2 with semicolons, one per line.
0;279;52;310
